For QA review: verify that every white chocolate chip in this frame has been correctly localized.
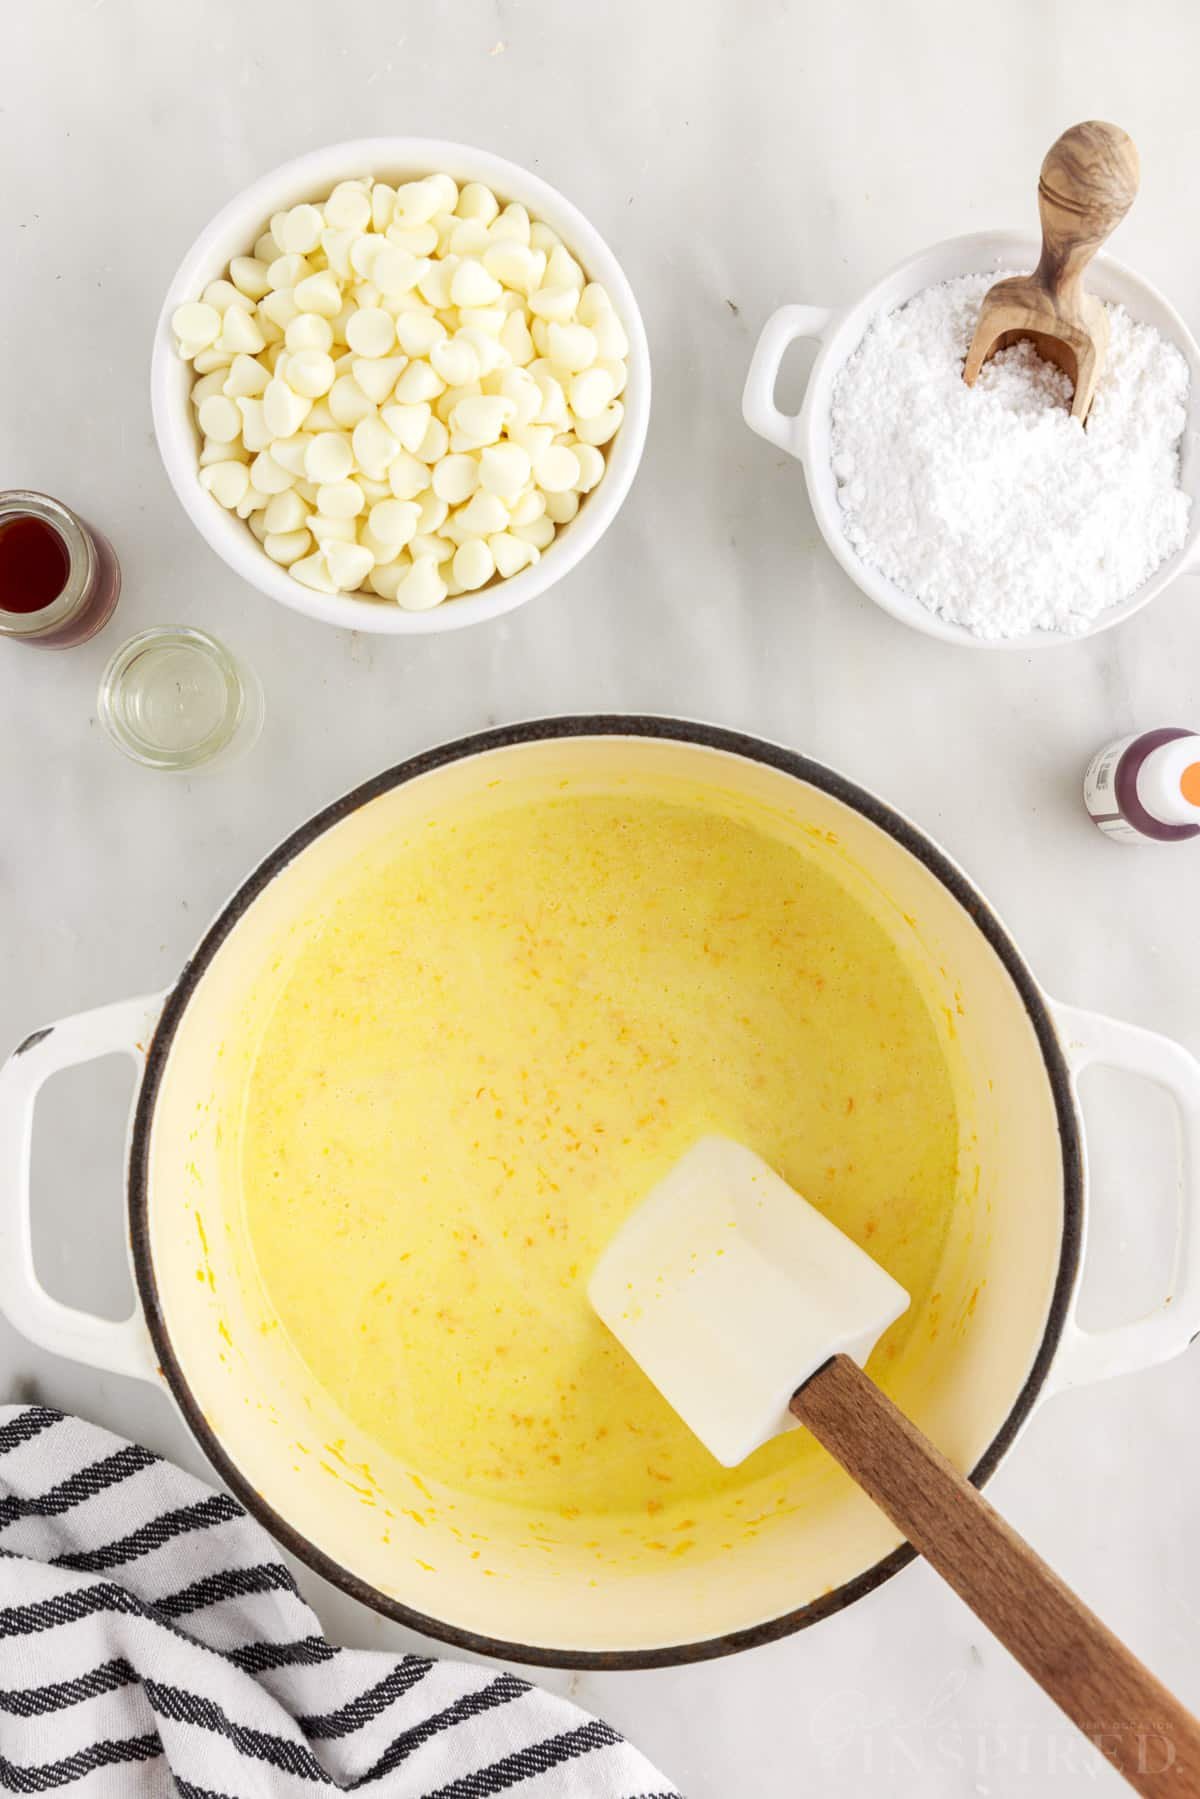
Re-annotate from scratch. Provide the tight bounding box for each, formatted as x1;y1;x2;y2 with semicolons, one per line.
448;218;492;257
371;182;397;232
172;301;221;351
547;321;597;372
264;489;309;533
574;400;624;445
345;307;396;358
394;179;442;225
514;514;556;549
432;454;480;505
368;556;412;599
492;202;531;244
269;432;314;477
449;394;514;448
199;460;250;508
545;487;580;525
285;349;336;399
456;182;499;224
388;451;431;499
278;205;325;254
325;540;375;591
316;478;365;519
499;311;536;366
394;359;445;404
294;270;344;317
305;431;355;484
386;222;439;256
325;182;372;232
267;254;311;291
453;537;495;590
528;285;577;322
225;353;271;398
368;498;420;545
431;336;482;387
230;256;271;299
380;401;432;455
260;288;300;331
490;530;539;577
591;310;629;360
453;491;509;539
572;442;606;491
309;513;357;546
264;527;312;565
352;355;408;404
450;259;503;308
416;491;450;535
191;369;230;408
479;442;532;499
394;311;447;357
328;374;376;427
509;488;547;526
597;357;628;397
250;450;296;495
394;557;448;610
204;278;254;313
197;395;242;443
291;551;337;592
409;530;454;562
545;244;585;290
352;414;400;480
236;397;272;452
264;376;313;438
533;444;580;493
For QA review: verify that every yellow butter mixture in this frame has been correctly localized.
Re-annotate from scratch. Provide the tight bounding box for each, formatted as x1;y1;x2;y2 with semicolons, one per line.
240;793;958;1519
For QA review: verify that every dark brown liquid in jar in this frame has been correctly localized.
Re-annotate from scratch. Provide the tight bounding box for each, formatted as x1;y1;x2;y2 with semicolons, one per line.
0;515;71;614
0;492;121;648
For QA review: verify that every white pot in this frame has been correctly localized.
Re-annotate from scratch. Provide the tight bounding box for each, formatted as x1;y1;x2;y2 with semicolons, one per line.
2;720;1198;1666
742;232;1200;649
151;139;651;635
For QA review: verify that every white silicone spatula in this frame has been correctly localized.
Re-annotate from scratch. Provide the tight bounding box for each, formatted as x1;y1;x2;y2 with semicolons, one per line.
589;1138;1200;1799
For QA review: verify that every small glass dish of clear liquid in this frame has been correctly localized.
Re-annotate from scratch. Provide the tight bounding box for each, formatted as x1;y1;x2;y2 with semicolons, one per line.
98;627;263;771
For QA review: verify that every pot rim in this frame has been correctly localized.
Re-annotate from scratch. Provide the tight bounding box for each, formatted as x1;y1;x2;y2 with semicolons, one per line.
127;715;1084;1669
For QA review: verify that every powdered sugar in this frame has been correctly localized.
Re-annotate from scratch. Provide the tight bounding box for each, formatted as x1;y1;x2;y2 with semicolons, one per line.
830;272;1191;639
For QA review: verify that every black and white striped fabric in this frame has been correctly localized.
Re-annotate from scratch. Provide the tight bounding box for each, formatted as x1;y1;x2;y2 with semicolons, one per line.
0;1405;681;1796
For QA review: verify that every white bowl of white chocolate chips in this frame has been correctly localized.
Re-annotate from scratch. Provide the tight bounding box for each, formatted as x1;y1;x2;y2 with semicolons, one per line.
152;139;649;631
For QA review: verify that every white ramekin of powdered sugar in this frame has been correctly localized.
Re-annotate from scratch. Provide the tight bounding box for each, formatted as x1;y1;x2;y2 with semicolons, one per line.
742;231;1200;648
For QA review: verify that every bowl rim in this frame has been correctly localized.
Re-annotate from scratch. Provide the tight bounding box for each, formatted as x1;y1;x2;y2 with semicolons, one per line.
794;229;1200;650
126;714;1084;1669
150;137;651;634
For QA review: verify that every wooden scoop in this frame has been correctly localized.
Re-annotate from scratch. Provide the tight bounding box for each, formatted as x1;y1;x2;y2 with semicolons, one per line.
590;1139;1200;1798
963;121;1140;421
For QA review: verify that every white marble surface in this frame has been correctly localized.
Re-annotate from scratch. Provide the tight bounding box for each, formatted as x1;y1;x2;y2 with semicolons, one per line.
3;2;1199;1792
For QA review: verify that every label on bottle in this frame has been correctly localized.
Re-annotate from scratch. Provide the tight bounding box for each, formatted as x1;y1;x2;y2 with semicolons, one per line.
1084;734;1143;841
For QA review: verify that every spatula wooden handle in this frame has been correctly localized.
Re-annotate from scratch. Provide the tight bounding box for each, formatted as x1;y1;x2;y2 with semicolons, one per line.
1035;122;1139;298
791;1355;1200;1797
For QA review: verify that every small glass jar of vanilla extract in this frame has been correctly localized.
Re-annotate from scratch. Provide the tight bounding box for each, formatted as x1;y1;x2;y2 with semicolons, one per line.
0;490;121;648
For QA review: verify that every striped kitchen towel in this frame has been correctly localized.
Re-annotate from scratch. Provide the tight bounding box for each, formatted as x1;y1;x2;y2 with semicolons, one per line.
0;1405;681;1796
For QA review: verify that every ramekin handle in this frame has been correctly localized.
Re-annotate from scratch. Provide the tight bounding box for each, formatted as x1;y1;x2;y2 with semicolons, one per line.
0;993;168;1383
742;305;833;457
1047;1000;1200;1393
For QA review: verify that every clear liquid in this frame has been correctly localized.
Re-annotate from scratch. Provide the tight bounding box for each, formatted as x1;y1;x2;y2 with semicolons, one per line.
118;643;233;754
99;628;256;770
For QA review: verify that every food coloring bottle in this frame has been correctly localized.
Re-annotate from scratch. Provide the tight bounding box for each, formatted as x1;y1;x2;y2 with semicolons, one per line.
1084;727;1200;843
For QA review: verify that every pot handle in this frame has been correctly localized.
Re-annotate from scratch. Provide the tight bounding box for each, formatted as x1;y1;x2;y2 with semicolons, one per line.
742;305;833;457
0;993;168;1385
1047;1000;1200;1393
